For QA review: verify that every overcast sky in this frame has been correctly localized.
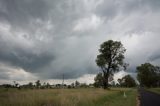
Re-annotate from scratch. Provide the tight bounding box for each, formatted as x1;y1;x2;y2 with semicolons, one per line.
0;0;160;84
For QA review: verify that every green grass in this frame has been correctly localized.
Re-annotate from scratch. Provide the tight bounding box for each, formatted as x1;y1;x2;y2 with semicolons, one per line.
0;88;137;106
147;88;160;94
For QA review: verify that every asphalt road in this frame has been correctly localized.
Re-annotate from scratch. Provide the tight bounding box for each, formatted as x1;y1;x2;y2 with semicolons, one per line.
139;88;160;106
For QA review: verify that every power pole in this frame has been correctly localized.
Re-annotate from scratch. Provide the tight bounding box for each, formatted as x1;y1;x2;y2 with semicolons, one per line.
62;74;64;88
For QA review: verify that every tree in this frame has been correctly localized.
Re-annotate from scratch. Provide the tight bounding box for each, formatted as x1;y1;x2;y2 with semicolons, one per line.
96;40;126;89
46;83;51;88
75;81;80;87
71;83;75;88
137;63;160;87
119;75;136;87
28;82;33;89
117;78;122;86
94;73;103;88
35;80;41;88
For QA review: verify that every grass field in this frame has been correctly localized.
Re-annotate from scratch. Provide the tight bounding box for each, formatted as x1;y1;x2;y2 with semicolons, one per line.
148;88;160;94
0;88;137;106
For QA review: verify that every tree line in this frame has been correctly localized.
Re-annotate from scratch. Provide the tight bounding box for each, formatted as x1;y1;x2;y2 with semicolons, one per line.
94;73;136;88
0;80;94;89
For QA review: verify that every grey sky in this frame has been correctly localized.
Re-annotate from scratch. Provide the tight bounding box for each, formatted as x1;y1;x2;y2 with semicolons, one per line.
0;0;160;83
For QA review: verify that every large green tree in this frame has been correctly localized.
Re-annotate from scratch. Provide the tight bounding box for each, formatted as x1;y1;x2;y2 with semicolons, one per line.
137;63;160;87
96;40;126;89
118;75;136;87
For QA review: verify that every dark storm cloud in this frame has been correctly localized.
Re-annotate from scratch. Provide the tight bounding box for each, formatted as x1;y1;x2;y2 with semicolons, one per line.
0;0;160;81
0;49;53;71
0;0;49;31
0;0;96;79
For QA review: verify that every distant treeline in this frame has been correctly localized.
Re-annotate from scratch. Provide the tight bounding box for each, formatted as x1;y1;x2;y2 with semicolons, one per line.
0;80;95;89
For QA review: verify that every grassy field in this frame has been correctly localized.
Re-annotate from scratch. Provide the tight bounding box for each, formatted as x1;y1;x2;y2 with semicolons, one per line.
0;88;137;106
147;88;160;94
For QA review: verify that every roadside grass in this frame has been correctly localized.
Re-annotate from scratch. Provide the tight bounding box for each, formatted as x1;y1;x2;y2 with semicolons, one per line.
93;88;137;106
147;88;160;94
0;88;137;106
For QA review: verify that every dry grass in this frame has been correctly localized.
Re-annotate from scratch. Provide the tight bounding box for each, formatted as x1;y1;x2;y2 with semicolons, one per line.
148;88;160;94
0;88;137;106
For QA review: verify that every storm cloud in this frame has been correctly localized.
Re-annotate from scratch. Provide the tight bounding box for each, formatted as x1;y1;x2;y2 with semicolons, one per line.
0;0;160;83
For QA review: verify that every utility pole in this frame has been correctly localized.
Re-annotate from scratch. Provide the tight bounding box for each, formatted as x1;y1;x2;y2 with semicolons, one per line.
62;74;64;88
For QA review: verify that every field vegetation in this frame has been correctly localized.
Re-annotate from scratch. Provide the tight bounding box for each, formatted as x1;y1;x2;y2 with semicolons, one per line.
147;88;160;94
0;88;137;106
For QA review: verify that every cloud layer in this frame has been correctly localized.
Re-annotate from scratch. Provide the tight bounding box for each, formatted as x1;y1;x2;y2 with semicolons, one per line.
0;0;160;83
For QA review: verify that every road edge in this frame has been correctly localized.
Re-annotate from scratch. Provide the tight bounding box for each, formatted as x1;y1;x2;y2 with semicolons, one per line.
137;88;141;106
